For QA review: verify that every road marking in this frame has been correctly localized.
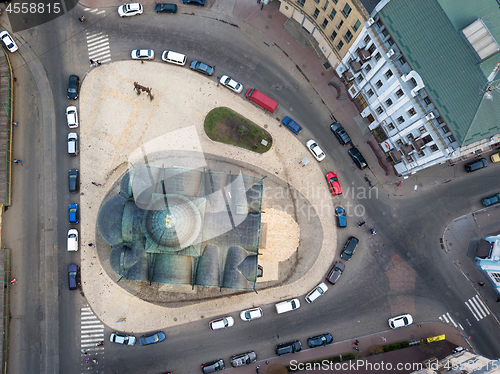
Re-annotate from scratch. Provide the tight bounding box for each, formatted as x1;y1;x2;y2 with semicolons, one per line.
440;314;449;323
471;295;490;317
464;300;480;321
446;312;458;328
86;31;112;64
80;305;104;350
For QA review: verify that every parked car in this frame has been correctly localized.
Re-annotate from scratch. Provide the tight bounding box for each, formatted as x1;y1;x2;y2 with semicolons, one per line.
0;30;18;52
482;193;500;207
68;203;79;224
182;0;205;5
340;236;359;261
118;3;143;17
388;314;413;329
306;139;326;161
275;340;302;356
155;3;177;13
68;132;78;156
348;147;367;169
190;60;214;76
66;106;79;128
67;74;79;100
326;261;344;284
201;359;224;373
209;316;234;330
240;307;263;321
491;152;500;163
282;116;302;135
67;229;78;251
330;122;351;145
230;351;257;367
305;282;328;303
307;333;333;348
326;172;343;196
219;75;243;93
110;332;136;346
68;264;78;290
275;298;300;314
245;88;278;113
69;169;79;193
139;331;165;346
465;158;488;172
131;49;154;60
335;207;346;228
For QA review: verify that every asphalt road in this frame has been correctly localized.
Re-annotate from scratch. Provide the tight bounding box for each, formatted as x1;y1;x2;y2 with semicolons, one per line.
5;3;500;374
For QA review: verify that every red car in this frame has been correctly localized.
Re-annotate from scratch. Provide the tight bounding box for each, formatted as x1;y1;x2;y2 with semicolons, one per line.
326;172;343;196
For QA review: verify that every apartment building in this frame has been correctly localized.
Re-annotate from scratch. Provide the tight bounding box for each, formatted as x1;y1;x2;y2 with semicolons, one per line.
335;0;500;175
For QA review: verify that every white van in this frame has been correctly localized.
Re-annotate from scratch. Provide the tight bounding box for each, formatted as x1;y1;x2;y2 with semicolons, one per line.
161;50;187;66
67;229;78;251
275;298;300;314
68;132;78;156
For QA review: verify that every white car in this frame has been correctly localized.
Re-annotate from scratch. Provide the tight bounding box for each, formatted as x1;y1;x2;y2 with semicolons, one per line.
219;75;243;93
306;140;326;161
388;314;413;329
118;3;143;17
240;307;263;321
67;229;78;252
209;316;234;330
305;282;328;303
110;332;136;346
131;49;154;60
0;31;18;52
66;106;79;129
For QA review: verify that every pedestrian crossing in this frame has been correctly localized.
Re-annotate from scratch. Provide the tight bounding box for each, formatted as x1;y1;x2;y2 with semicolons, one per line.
86;31;112;65
80;305;104;369
464;295;491;321
439;312;462;329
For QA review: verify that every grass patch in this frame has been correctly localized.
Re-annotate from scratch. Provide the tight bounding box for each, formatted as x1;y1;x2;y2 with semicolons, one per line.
204;107;272;153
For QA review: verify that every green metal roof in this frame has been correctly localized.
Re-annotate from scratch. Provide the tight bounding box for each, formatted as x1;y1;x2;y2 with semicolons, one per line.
379;0;500;146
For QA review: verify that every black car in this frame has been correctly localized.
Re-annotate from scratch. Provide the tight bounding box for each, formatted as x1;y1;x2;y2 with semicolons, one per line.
67;75;80;100
326;261;344;284
340;236;359;261
190;60;214;76
275;340;302;356
330;122;351;146
465;158;487;172
69;169;79;193
68;264;78;290
201;359;225;373
182;0;205;5
348;147;367;170
155;3;177;13
307;333;333;348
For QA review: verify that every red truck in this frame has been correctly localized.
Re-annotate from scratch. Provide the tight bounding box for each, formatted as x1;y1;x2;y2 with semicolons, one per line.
245;88;278;114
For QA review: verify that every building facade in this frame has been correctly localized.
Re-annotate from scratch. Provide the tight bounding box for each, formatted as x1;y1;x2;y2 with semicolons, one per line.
476;234;500;296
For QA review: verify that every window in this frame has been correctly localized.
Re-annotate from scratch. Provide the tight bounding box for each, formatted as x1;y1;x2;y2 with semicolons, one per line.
419;126;426;134
353;20;361;32
330;31;337;41
410;77;417;87
313;8;319;19
357;75;363;83
447;135;456;143
364;35;371;43
322;0;329;10
408;108;417;116
396;139;403;147
406;133;414;140
388;38;394;46
436;116;444;124
367;89;374;97
491;272;500;283
430;144;438;152
374;52;381;61
376;20;383;28
376;106;383;114
424;97;431;105
337;20;344;29
396;89;404;98
385;69;393;79
385;98;393;107
344;30;353;43
375;80;382;89
336;41;344;51
368;44;376;54
382;29;389;37
387;123;395;130
397;116;405;124
441;125;450;133
342;3;351;18
365;64;371;72
322;18;329;28
399;56;406;65
329;8;336;20
298;0;305;5
417;151;425;158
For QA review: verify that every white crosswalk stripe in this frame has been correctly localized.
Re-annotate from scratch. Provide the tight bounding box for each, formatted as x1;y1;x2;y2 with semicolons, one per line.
464;295;491;321
86;31;112;64
80;305;105;351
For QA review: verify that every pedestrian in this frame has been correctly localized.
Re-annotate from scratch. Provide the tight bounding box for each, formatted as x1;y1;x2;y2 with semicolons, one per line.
478;281;484;286
81;349;87;354
97;60;101;66
92;182;97;186
92;359;97;364
97;183;102;186
79;16;85;22
260;3;264;10
495;298;500;302
85;359;89;364
358;221;365;227
257;0;260;3
13;122;17;126
265;361;269;365
88;243;95;247
9;279;16;284
19;160;23;165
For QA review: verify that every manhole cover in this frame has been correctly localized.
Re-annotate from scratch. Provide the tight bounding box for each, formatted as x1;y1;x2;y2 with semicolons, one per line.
321;72;325;76
264;124;268;128
268;15;272;19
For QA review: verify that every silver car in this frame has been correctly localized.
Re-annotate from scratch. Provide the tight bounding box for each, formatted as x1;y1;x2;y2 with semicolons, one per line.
109;332;136;346
230;351;257;367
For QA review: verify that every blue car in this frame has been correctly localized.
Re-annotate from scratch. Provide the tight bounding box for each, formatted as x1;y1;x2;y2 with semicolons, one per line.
482;193;500;207
182;0;205;5
139;331;165;346
189;60;214;76
69;204;79;224
335;207;347;228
